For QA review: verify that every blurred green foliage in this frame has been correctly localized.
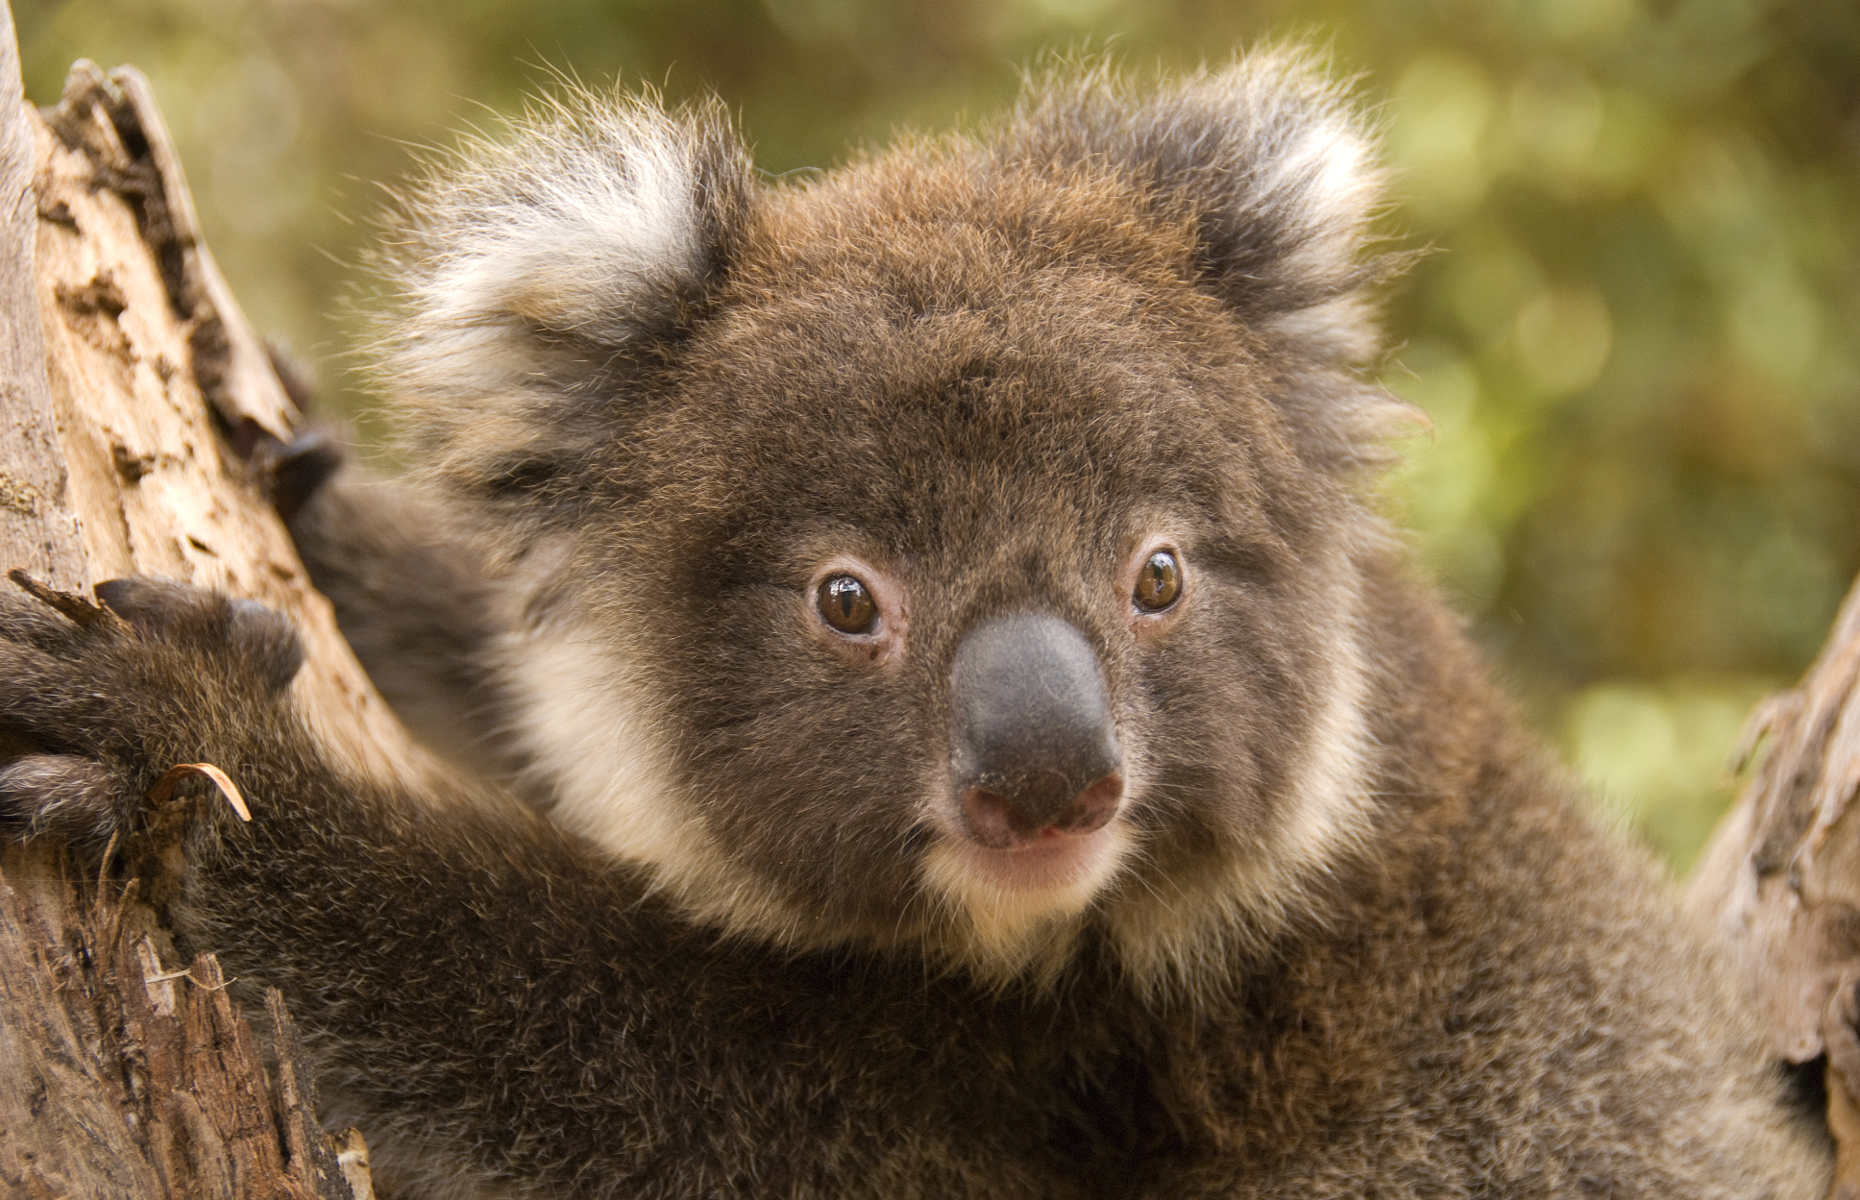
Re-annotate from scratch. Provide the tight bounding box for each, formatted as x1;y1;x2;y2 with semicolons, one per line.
18;0;1859;871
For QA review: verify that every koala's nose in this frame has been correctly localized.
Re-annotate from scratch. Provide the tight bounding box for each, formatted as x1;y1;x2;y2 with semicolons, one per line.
948;614;1124;850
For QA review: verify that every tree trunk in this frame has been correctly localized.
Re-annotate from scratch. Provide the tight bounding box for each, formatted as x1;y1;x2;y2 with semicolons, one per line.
1690;574;1860;1197
2;1;1858;1196
0;0;403;1191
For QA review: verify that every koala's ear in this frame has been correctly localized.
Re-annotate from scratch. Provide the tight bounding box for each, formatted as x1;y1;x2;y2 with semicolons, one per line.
1001;49;1396;366
373;87;751;508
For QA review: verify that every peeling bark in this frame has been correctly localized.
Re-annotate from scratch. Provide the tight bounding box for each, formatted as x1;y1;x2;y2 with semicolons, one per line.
0;847;371;1199
0;0;392;1193
1690;573;1860;1199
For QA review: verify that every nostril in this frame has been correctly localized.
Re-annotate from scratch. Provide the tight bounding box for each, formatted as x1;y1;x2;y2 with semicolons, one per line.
1052;772;1122;835
961;787;1024;849
960;774;1124;849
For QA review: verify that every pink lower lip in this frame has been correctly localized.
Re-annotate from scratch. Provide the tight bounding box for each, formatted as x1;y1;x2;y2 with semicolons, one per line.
956;828;1106;891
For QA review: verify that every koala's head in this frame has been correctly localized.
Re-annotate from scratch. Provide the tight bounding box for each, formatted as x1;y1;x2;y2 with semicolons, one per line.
375;49;1408;989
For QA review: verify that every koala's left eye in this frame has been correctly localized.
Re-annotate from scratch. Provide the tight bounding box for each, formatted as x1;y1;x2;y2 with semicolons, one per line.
817;574;879;635
1133;550;1184;613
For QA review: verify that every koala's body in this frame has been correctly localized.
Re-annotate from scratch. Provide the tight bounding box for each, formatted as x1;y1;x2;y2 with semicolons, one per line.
0;50;1831;1198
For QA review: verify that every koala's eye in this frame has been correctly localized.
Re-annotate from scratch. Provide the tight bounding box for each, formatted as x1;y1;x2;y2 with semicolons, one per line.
816;573;879;635
1133;550;1183;613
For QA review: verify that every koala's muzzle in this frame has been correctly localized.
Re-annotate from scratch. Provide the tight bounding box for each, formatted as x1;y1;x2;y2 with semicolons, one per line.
948;614;1123;850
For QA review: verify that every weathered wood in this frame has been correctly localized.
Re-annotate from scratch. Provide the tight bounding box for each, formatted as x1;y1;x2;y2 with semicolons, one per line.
0;847;370;1199
30;58;425;785
1689;572;1860;1199
0;0;385;1193
0;0;83;591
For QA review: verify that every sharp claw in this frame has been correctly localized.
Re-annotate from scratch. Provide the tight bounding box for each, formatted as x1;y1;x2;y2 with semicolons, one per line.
228;598;305;692
90;579;304;694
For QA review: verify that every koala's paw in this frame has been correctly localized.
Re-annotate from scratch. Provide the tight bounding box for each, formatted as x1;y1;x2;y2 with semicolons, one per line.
258;428;345;525
0;574;302;852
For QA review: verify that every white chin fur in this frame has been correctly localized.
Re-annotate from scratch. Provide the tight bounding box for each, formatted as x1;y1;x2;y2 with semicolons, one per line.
504;608;1133;966
921;822;1134;956
504;619;700;868
503;608;1142;977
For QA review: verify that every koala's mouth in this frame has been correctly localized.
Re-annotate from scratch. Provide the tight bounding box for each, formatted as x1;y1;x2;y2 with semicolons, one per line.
935;818;1128;898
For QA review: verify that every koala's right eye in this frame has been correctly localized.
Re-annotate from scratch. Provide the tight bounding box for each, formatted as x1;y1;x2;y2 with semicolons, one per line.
1133;549;1184;613
816;574;879;635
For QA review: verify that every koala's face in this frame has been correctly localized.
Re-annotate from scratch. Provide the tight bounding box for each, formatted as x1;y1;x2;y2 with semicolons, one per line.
530;167;1372;976
384;54;1396;979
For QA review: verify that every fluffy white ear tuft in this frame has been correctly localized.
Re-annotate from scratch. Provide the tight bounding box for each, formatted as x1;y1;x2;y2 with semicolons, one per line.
1179;50;1390;363
373;87;751;410
1004;47;1397;366
365;86;751;517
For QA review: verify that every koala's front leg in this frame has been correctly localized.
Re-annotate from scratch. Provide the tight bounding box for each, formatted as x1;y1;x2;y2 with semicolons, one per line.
0;578;597;1189
0;579;534;1174
0;576;916;1196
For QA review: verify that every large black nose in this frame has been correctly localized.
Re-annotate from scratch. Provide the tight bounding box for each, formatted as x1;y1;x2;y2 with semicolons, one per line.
948;614;1124;849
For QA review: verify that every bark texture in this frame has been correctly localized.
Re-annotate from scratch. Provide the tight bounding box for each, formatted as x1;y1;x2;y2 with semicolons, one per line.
0;846;371;1199
1691;573;1860;1199
0;0;398;1193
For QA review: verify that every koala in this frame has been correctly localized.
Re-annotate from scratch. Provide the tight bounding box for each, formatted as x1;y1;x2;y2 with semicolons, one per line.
0;49;1832;1199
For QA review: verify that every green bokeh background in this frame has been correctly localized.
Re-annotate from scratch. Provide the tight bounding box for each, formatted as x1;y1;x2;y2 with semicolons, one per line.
20;0;1859;873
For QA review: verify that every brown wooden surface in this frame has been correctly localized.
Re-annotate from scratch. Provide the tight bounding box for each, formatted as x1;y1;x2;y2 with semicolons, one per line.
0;847;370;1199
0;0;83;592
0;0;378;1193
1689;572;1860;1199
29;57;427;786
